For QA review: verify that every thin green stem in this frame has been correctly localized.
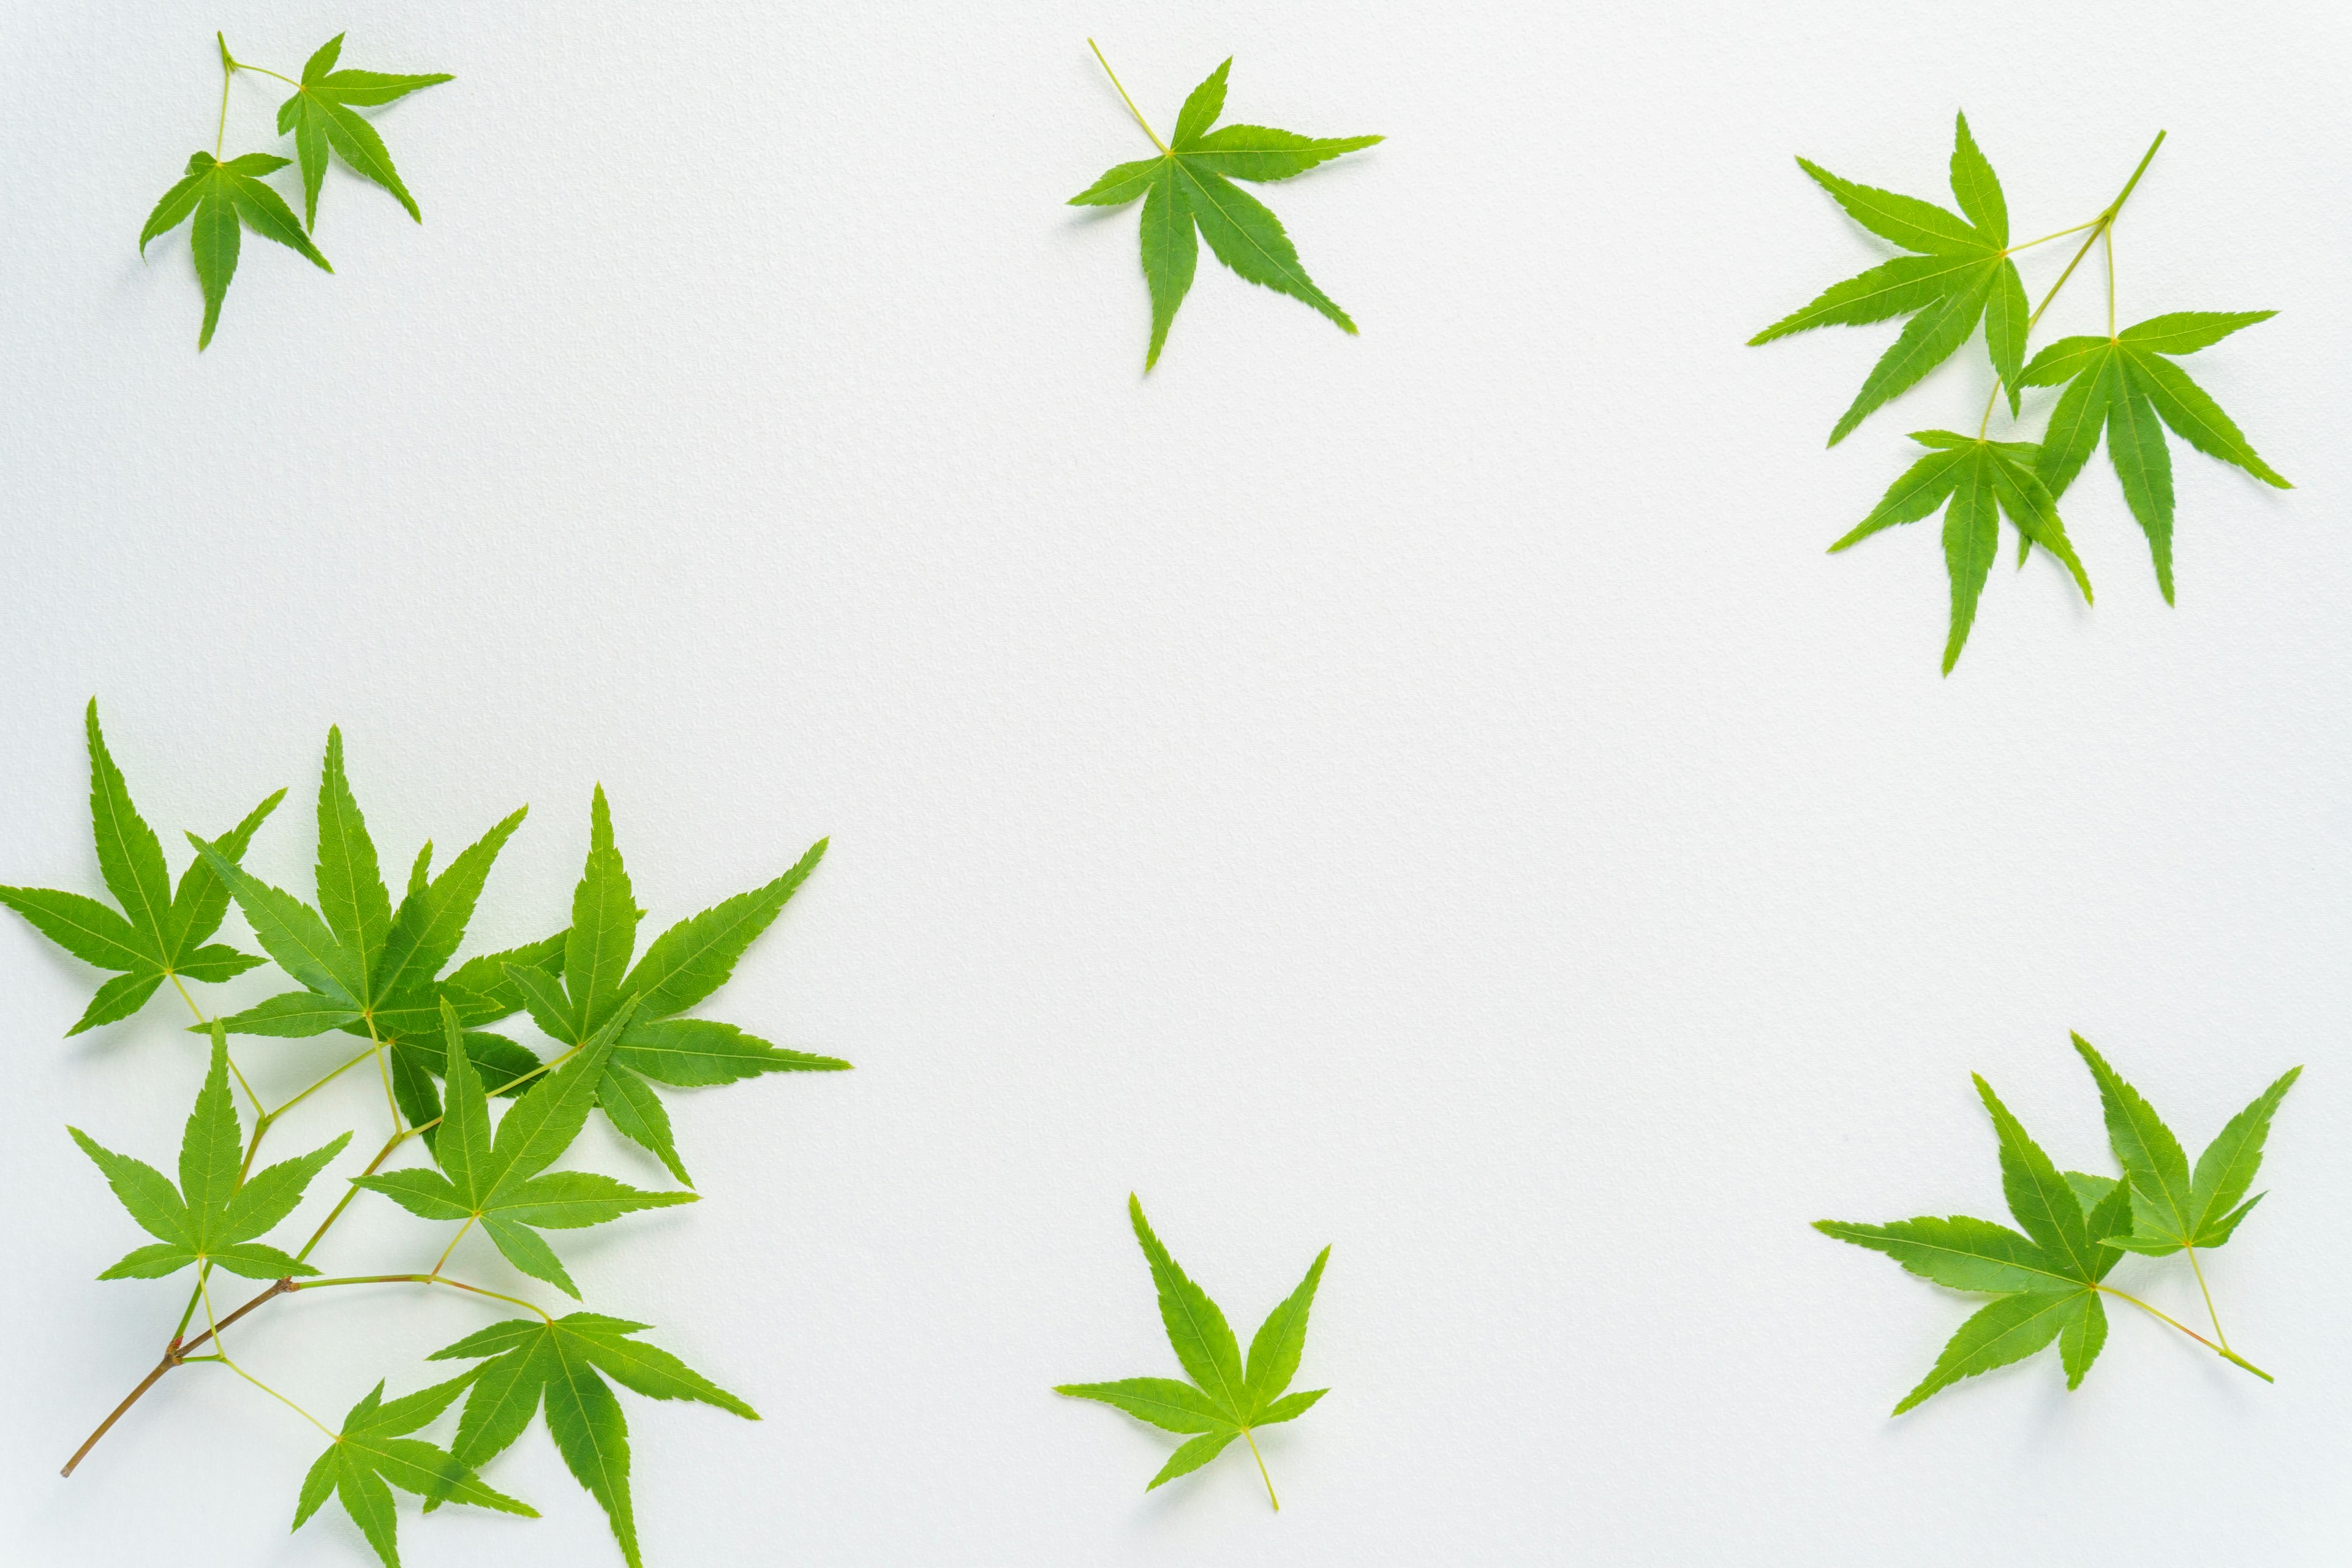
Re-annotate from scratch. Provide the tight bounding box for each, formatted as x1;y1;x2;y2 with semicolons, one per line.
294;1131;403;1263
2094;1284;2270;1381
1087;39;1167;155
2103;130;2168;219
2184;1246;2230;1348
170;1281;204;1343
429;1216;478;1278
169;973;260;1110
2105;224;2116;336
295;1273;553;1324
270;1042;381;1121
213;34;233;156
1241;1425;1280;1510
1975;129;2166;434
209;1352;336;1441
364;1014;403;1137
394;1042;582;1146
2007;219;2102;251
236;61;301;87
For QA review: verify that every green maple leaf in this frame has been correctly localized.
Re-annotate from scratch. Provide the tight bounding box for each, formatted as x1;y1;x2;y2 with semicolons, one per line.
292;1373;534;1568
352;1000;692;1300
0;701;284;1035
2070;1033;2299;1258
191;726;564;1145
1830;431;2094;673
274;34;454;230
138;150;331;349
504;786;846;1186
1752;112;2029;445
1070;52;1381;369
1057;1195;1330;1507
425;1311;757;1567
1817;1074;2137;1412
69;1026;350;1281
2018;312;2291;603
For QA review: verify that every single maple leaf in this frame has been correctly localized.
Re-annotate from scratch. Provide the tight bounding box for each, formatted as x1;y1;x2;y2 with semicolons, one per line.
1752;113;2028;445
425;1311;756;1567
2071;1033;2299;1257
190;726;564;1144
292;1373;534;1568
2018;312;2291;603
1070;51;1381;369
1817;1074;2138;1412
505;786;846;1186
138;151;331;348
69;1027;350;1281
1057;1195;1329;1507
1830;431;2094;672
0;700;283;1035
353;1000;692;1300
274;33;454;230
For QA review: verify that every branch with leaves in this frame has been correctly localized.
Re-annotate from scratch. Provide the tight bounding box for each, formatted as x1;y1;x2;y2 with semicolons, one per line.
140;32;451;349
1752;115;2291;671
1072;45;1380;370
7;704;846;1567
1818;1036;2297;1413
1057;1196;1330;1509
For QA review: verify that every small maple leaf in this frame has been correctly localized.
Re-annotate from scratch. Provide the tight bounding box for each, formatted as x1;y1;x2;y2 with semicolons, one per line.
1071;50;1381;369
1057;1195;1330;1507
506;786;846;1185
2070;1033;2299;1258
274;33;454;230
292;1373;535;1568
1752;113;2027;445
1830;431;2094;673
2018;312;2291;603
425;1311;756;1567
138;151;331;348
0;700;282;1035
69;1027;350;1281
190;726;563;1143
353;1000;692;1300
1820;1046;2294;1413
1818;1075;2136;1412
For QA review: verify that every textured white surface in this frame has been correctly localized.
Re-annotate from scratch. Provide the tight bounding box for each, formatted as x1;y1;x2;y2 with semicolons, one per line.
2;1;2348;1563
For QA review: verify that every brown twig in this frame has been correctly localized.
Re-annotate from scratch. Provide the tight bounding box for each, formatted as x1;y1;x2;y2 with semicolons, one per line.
59;1277;295;1476
59;1129;410;1475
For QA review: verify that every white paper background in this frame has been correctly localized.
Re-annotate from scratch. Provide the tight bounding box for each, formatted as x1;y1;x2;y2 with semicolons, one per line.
2;2;2347;1562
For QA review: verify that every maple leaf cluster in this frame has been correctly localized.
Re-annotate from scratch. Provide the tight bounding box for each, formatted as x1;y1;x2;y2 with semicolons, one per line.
5;705;843;1567
1754;114;2290;671
1821;1036;2296;1412
141;34;451;348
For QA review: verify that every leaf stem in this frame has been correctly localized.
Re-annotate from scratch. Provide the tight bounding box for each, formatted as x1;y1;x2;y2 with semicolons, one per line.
394;1042;582;1145
1973;129;2165;436
429;1215;478;1278
293;1273;553;1324
207;1352;336;1440
364;1014;403;1137
213;34;233;156
295;1130;404;1264
2105;224;2116;336
2094;1283;2270;1381
2007;219;2101;251
58;1278;298;1476
1087;39;1167;155
270;1042;381;1121
1240;1425;1280;1510
2184;1245;2230;1348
